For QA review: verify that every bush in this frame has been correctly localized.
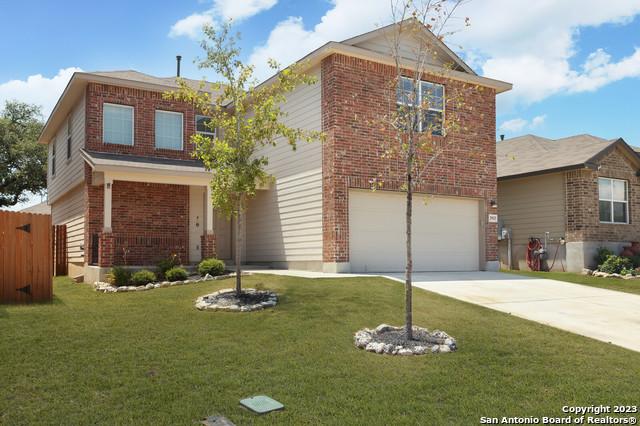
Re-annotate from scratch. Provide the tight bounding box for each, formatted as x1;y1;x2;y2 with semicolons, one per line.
106;266;131;287
130;269;157;286
598;255;633;274
157;254;179;279
198;258;225;277
594;247;614;268
629;254;640;269
165;267;188;282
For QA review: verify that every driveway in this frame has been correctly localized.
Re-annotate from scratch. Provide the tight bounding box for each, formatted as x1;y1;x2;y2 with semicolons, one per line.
383;271;640;352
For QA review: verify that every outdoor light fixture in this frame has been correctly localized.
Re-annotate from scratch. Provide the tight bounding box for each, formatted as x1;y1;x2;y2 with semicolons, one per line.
490;199;498;208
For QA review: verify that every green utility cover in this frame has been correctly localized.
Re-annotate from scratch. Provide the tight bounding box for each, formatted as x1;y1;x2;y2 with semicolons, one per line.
239;395;284;414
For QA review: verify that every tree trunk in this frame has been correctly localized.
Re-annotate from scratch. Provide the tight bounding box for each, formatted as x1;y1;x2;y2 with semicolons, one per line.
234;195;243;296
405;173;413;340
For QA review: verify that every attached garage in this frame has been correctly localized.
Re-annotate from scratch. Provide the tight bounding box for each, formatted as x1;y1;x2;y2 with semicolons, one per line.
348;190;481;272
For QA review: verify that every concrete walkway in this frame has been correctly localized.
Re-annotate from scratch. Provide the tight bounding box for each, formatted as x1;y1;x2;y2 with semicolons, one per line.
253;269;640;352
383;271;640;353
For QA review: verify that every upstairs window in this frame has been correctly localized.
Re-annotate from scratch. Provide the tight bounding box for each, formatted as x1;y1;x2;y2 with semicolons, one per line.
51;141;56;176
155;110;183;150
396;76;445;135
196;115;215;138
66;117;72;159
599;177;628;224
103;103;134;145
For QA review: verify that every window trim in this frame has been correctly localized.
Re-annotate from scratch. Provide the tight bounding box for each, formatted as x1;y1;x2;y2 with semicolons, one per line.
598;177;629;225
396;76;445;135
155;109;184;151
103;103;134;146
196;114;215;137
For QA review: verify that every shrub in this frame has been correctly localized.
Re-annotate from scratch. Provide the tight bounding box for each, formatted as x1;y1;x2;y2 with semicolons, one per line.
157;254;179;279
594;247;614;268
629;254;640;269
165;267;188;282
198;258;225;277
598;255;633;274
130;269;157;286
106;266;131;287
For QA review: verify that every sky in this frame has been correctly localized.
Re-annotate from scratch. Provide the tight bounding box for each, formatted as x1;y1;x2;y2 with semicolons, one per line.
2;0;640;208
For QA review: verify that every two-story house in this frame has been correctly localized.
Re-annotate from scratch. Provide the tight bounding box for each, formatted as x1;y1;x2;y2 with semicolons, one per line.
38;21;511;282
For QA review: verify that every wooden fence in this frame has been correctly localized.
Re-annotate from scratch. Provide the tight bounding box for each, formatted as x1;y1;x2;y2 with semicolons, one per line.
0;210;52;303
54;224;68;276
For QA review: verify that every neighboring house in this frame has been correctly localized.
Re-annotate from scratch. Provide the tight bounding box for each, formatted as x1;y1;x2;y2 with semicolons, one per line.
19;202;51;215
496;134;640;272
39;21;511;282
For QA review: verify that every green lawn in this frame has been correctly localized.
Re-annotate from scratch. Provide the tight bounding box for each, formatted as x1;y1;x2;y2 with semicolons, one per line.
505;270;640;295
1;275;639;425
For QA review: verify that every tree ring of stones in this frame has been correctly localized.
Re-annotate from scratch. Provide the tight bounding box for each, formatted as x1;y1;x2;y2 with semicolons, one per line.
195;288;278;312
354;324;457;355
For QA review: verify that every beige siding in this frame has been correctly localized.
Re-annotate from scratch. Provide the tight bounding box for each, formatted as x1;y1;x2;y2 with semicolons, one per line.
245;67;322;263
354;34;449;67
498;173;566;245
51;184;85;264
48;92;85;203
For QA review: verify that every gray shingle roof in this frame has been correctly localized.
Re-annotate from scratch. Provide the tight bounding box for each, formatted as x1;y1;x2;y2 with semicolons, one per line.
497;134;623;179
89;70;222;95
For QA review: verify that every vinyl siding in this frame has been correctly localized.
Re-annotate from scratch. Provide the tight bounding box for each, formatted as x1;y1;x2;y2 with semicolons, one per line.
47;92;86;203
354;35;448;67
51;184;85;264
497;173;566;245
245;67;322;262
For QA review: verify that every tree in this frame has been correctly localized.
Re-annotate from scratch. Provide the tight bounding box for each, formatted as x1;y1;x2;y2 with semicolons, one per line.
166;23;323;295
375;1;475;339
0;101;46;207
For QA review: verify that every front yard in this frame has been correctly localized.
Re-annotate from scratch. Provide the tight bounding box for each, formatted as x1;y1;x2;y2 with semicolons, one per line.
1;275;639;425
506;270;640;295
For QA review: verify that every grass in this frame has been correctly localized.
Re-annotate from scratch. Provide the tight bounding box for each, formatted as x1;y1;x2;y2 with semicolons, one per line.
505;270;640;295
1;275;639;425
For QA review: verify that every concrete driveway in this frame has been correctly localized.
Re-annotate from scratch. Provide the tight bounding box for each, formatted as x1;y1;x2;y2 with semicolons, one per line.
382;271;640;352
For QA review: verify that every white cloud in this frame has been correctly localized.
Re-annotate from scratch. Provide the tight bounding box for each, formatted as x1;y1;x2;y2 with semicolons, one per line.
170;0;277;39
248;0;640;107
169;12;214;39
499;114;547;134
0;67;81;119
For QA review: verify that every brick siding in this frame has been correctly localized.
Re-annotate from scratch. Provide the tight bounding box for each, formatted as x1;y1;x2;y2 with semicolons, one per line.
566;147;640;242
321;53;498;265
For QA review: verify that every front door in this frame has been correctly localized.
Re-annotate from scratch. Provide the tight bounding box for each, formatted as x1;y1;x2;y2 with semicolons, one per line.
189;186;205;263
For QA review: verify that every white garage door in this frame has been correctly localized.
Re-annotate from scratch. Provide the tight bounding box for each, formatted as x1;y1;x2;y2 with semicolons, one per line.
349;190;480;272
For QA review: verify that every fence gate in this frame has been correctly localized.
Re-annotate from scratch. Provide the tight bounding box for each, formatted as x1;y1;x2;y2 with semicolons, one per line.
0;211;52;303
54;224;68;276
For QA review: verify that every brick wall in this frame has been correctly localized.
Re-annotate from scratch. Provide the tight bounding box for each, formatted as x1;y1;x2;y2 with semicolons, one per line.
321;53;498;265
566;147;640;242
85;166;189;266
85;83;196;160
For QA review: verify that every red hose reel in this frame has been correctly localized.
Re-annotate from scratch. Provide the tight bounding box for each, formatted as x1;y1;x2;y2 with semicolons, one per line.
526;238;547;271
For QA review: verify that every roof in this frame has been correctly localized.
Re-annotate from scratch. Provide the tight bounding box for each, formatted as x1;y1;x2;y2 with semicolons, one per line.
19;202;50;215
81;149;206;172
89;70;219;93
497;134;640;179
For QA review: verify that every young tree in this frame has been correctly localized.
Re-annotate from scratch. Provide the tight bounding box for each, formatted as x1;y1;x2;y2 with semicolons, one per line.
0;101;46;207
166;23;323;295
376;1;475;339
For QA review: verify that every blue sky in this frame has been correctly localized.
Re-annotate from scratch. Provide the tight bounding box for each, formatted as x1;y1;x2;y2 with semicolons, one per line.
2;0;640;209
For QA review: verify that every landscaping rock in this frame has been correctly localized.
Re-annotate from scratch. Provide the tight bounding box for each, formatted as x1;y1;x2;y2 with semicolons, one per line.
582;268;593;276
195;288;278;312
354;324;457;356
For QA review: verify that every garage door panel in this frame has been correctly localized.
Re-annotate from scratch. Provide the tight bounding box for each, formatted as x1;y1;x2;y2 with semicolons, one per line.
349;190;480;272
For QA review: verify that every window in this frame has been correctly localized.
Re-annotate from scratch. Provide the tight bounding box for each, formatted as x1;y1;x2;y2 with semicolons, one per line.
599;178;628;224
155;110;183;150
196;115;215;137
103;103;134;145
66;117;72;160
396;76;445;135
51;141;56;176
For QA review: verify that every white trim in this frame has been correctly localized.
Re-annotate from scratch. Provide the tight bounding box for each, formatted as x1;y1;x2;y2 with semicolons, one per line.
103;103;134;146
155;109;184;151
598;177;629;224
195;114;215;137
396;76;445;135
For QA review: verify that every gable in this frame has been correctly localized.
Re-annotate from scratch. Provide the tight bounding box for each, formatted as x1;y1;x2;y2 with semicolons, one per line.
350;33;454;69
598;145;640;179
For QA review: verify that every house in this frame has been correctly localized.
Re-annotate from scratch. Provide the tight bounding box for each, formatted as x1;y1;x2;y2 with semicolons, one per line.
19;201;51;215
496;134;640;272
38;21;511;282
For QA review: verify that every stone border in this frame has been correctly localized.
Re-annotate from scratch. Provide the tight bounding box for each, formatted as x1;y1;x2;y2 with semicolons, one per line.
195;288;278;312
354;324;457;355
583;269;640;280
93;272;241;293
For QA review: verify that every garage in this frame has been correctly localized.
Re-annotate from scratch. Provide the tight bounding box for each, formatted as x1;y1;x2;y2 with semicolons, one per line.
348;190;481;272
